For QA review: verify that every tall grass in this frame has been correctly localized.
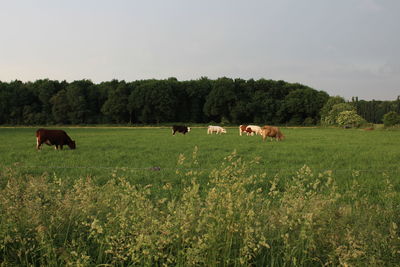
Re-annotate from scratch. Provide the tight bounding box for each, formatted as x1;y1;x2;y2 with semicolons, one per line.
1;127;400;265
1;148;399;266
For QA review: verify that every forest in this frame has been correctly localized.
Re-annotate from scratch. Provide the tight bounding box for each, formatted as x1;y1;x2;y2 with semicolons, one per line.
0;77;398;125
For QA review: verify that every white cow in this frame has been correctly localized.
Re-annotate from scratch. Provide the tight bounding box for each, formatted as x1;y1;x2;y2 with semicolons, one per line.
207;125;227;134
246;125;262;136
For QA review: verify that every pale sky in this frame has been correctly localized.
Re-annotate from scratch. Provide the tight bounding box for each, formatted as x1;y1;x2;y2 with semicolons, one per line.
0;0;399;100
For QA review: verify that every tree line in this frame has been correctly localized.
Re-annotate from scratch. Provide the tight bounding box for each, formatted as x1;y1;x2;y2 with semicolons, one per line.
351;96;400;124
0;77;398;125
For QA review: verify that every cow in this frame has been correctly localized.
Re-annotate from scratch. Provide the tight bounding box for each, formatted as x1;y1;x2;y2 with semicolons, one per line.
172;125;191;135
246;125;262;136
239;125;248;136
207;125;227;134
245;127;254;136
261;125;284;142
36;128;76;150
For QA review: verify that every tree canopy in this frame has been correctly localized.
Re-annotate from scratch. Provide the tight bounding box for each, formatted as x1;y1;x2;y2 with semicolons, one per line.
0;78;397;125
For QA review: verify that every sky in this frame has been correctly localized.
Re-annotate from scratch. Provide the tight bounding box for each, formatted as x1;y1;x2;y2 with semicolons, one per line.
0;0;399;101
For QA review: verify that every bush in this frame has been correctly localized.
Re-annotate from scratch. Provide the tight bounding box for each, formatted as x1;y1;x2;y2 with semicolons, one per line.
303;117;315;126
383;111;400;127
322;103;355;126
336;110;366;128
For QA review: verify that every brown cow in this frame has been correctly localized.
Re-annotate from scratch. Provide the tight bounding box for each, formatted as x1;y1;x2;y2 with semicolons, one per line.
36;129;76;150
261;125;284;142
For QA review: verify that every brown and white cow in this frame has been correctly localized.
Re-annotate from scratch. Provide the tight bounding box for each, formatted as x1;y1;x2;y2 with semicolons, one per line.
261;125;284;142
172;125;191;135
239;125;248;136
246;125;262;136
36;129;76;150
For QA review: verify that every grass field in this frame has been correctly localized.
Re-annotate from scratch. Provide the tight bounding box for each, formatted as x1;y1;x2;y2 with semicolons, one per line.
1;126;399;189
1;126;400;266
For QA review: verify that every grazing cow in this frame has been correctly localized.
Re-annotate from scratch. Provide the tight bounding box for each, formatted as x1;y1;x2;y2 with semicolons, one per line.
36;128;76;150
172;125;191;135
246;125;262;136
245;127;254;135
261;125;284;142
207;125;227;134
239;125;248;136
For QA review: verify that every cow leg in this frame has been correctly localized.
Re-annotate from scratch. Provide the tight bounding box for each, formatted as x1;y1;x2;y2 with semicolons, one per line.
36;138;42;150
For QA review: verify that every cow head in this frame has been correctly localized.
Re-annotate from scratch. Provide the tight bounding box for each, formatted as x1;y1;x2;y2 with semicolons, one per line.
68;140;76;149
187;127;191;132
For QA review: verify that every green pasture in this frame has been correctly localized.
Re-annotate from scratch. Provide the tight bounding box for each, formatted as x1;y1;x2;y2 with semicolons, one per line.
1;126;399;192
1;126;400;266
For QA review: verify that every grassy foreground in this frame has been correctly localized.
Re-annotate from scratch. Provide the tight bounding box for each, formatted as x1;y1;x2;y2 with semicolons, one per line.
0;127;400;266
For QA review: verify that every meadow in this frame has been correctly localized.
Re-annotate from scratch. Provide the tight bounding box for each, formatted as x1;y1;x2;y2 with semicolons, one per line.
1;126;400;266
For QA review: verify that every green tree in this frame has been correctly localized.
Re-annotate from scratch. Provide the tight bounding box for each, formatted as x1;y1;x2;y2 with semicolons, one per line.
130;80;178;123
320;96;345;125
31;79;64;124
50;90;70;124
185;77;212;123
229;78;253;124
101;81;130;123
280;87;329;125
0;82;12;124
323;103;355;126
7;80;37;124
383;111;400;127
203;77;236;123
65;83;90;124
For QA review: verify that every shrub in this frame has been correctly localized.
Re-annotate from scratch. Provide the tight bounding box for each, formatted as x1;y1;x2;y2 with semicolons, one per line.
336;110;366;128
322;103;355;126
383;111;400;127
303;117;315;126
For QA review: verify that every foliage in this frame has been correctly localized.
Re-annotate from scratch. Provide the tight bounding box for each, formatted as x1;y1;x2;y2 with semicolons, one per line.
1;151;399;266
322;102;355;126
353;96;400;124
279;87;329;125
203;77;236;123
1;79;398;126
336;110;366;128
50;90;70;124
320;96;345;124
383;111;400;127
0;78;330;126
101;81;130;123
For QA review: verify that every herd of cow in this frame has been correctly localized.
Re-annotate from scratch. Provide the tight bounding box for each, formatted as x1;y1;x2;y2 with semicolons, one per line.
36;125;284;150
171;124;284;142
